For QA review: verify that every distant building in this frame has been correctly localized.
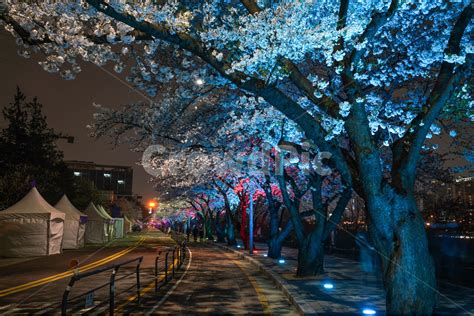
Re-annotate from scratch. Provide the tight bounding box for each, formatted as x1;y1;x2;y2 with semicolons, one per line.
65;160;133;199
453;176;474;210
417;176;474;217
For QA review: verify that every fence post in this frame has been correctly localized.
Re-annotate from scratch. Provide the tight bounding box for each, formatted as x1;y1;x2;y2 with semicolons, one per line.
109;266;119;315
164;251;169;283
182;242;186;265
136;257;142;304
177;246;181;268
155;251;161;292
61;277;77;316
172;247;175;277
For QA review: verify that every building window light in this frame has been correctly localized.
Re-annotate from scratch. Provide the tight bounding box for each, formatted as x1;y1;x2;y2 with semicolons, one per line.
117;180;125;184
74;172;81;176
104;173;111;178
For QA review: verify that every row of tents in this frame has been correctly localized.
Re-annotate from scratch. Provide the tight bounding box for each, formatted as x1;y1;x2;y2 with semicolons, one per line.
0;187;136;257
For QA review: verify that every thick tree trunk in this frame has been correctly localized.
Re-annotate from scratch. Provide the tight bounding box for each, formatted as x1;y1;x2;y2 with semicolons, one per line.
296;236;324;277
267;220;292;259
267;199;281;258
367;189;436;314
268;236;283;258
216;231;226;243
214;218;226;243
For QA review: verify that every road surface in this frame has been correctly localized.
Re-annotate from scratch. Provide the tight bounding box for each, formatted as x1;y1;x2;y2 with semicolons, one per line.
0;231;296;315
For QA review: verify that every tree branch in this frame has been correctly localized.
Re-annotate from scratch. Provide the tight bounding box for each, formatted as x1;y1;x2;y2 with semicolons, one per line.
393;4;473;190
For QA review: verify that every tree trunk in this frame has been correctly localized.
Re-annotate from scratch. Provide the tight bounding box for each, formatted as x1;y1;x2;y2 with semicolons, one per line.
296;235;324;277
267;220;292;259
268;236;283;258
213;214;226;243
267;199;281;258
205;219;214;240
367;189;436;314
226;210;237;246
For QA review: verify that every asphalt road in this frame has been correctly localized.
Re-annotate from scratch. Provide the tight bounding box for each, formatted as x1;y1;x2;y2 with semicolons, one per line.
0;231;174;314
0;232;297;315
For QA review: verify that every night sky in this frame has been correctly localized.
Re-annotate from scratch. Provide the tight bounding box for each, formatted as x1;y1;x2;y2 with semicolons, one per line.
0;30;156;201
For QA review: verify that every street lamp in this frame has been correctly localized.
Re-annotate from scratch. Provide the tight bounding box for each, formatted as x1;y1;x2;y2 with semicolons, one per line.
148;201;156;214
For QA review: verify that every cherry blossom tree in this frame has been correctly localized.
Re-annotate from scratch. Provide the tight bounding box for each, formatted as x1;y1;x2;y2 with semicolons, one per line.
2;1;472;312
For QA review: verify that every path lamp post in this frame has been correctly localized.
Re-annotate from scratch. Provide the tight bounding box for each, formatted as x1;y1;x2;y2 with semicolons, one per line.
249;191;254;255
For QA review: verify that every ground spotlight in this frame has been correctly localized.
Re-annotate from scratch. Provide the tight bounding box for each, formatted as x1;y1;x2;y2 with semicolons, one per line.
278;259;285;264
323;282;334;289
362;308;376;315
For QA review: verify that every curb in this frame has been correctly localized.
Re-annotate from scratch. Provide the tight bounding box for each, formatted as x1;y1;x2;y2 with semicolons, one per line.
212;243;317;316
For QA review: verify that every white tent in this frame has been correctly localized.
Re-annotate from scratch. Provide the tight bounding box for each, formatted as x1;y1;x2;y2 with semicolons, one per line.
55;195;88;249
0;187;65;257
113;218;124;238
98;205;116;241
83;202;109;244
99;205;124;239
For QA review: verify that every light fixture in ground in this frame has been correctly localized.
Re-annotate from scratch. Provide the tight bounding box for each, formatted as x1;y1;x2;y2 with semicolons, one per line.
278;259;285;264
362;308;376;315
323;282;334;289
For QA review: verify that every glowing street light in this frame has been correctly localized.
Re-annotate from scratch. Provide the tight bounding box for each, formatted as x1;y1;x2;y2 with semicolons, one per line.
148;200;157;215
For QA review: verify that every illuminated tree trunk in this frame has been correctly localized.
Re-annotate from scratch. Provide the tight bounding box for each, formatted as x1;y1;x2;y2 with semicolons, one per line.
226;209;236;246
267;220;292;259
211;210;226;243
367;189;436;314
297;234;325;277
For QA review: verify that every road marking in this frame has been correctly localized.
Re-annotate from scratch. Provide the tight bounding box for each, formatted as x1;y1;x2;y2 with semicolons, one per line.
0;237;146;297
145;247;192;315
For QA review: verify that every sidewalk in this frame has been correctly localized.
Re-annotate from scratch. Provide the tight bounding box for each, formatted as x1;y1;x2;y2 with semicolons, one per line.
215;241;474;315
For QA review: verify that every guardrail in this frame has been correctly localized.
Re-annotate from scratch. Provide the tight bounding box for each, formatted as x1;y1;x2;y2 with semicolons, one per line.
61;241;187;315
154;241;186;292
61;256;143;316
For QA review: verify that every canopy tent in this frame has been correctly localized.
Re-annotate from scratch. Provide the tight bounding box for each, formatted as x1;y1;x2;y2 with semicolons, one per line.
97;205;116;241
55;195;88;249
83;202;109;244
0;187;65;257
113;218;124;238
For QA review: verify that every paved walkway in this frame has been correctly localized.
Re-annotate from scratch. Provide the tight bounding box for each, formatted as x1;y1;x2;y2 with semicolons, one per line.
148;242;297;315
223;241;474;315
